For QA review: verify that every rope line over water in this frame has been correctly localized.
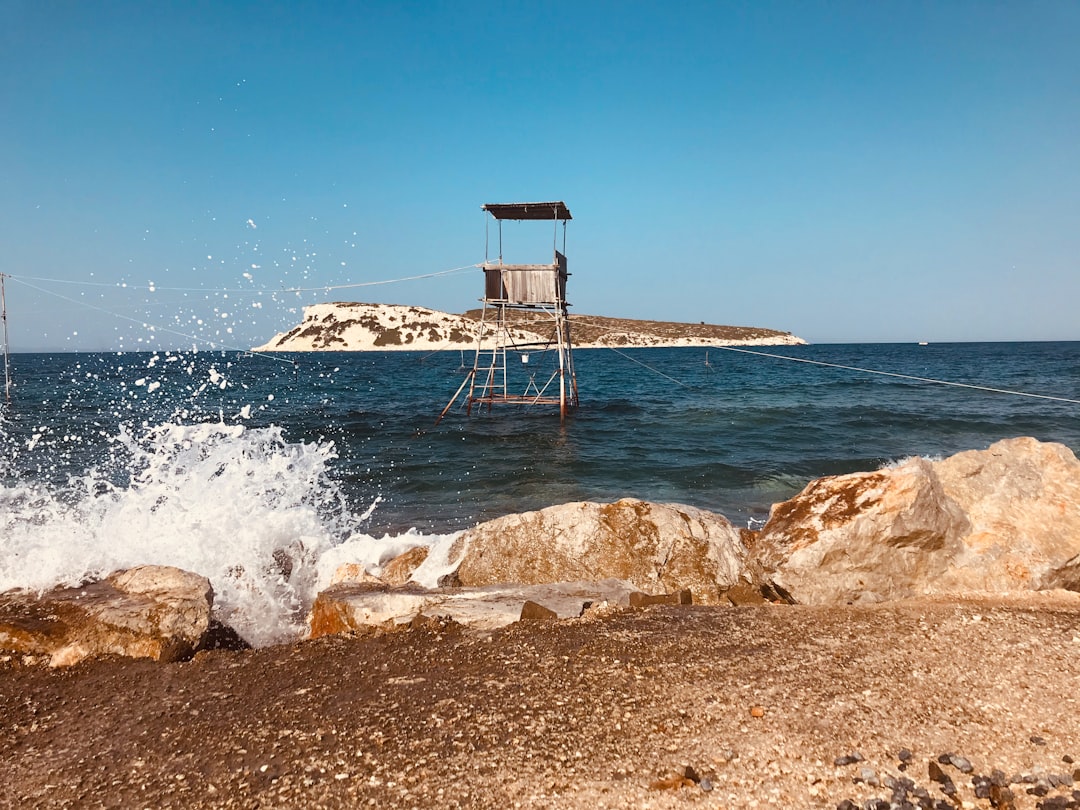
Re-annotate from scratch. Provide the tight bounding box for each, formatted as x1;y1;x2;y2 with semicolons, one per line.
5;264;479;295
709;344;1080;405
604;346;694;389
8;275;297;366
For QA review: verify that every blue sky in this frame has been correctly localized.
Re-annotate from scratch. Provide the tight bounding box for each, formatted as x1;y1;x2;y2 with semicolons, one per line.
2;1;1078;351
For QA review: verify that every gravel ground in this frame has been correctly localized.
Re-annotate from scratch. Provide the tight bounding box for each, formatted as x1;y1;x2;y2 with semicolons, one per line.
2;594;1079;809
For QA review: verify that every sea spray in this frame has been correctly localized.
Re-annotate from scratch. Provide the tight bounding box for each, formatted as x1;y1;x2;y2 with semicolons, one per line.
314;527;463;592
1;421;372;646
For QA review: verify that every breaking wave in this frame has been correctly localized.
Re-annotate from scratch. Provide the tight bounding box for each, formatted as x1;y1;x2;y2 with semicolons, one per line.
0;420;457;647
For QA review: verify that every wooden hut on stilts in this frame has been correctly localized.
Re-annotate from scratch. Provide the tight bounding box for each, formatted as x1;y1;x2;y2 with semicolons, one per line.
438;201;578;423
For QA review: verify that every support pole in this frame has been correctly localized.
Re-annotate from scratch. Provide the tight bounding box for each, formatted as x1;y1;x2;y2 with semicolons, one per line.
1;272;11;403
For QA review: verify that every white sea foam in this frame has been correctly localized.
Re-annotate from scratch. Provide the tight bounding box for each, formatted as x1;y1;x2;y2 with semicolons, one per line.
0;420;450;647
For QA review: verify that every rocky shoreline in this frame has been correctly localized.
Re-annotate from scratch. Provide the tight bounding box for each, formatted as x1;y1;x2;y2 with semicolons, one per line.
3;595;1080;809
3;435;1080;808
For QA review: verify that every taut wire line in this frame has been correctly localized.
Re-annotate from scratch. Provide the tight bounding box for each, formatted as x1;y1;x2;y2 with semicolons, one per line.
5;264;479;295
604;346;693;389
709;344;1080;406
7;275;297;365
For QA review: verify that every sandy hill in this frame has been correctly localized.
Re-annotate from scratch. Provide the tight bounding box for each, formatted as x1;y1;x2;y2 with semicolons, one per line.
253;302;806;352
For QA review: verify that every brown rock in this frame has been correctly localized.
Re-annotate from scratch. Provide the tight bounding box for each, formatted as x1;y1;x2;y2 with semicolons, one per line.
519;600;559;622
628;589;692;608
449;499;750;603
0;565;214;667
648;774;695;791
381;546;430;586
308;582;425;638
721;582;768;605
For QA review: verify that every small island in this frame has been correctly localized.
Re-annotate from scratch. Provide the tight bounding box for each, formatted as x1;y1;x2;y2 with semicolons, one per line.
252;302;806;352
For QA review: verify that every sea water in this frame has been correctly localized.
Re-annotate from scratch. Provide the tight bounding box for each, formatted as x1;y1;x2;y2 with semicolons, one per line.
2;342;1078;644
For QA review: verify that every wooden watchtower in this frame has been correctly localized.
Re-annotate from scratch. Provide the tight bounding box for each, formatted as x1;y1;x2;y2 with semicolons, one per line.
438;201;579;422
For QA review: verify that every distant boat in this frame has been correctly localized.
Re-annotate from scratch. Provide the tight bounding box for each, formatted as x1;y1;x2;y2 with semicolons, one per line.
918;341;929;346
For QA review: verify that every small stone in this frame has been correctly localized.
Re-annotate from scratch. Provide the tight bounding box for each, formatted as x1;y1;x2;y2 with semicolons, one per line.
519;601;558;623
928;761;948;783
1064;755;1075;764
857;766;879;787
835;753;864;767
648;774;694;791
898;748;913;763
937;753;952;765
699;778;713;792
1031;735;1048;746
948;754;973;774
681;764;700;783
749;705;765;718
836;800;858;810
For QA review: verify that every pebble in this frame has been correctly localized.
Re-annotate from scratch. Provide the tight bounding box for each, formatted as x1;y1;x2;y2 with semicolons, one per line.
947;754;974;774
853;767;876;787
834;753;864;767
928;761;948;784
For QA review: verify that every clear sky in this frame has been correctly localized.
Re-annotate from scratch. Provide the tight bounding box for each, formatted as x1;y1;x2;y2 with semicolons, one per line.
2;0;1078;351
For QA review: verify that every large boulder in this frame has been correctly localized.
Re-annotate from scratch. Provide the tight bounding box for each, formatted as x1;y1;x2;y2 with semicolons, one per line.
932;437;1080;591
753;438;1080;604
447;498;751;604
0;565;214;667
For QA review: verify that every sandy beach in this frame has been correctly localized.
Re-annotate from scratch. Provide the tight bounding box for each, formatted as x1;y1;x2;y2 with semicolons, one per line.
3;594;1079;809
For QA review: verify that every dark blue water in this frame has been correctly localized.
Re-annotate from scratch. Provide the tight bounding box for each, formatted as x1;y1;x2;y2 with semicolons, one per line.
3;342;1079;533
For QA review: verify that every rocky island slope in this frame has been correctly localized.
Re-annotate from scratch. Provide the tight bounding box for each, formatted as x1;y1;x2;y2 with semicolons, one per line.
252;302;805;352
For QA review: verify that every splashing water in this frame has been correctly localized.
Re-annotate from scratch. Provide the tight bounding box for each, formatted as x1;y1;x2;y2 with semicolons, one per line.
0;420;432;646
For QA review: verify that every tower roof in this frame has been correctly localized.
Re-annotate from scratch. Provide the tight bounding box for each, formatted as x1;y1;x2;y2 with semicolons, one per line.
481;201;571;221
